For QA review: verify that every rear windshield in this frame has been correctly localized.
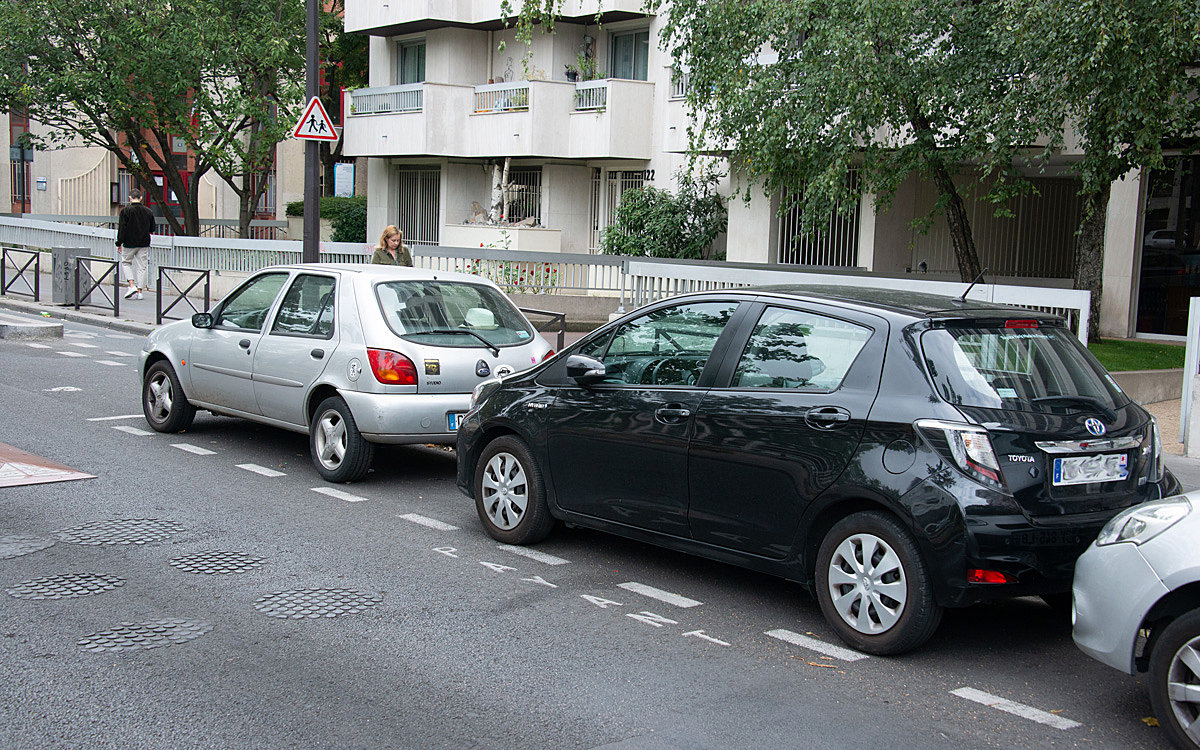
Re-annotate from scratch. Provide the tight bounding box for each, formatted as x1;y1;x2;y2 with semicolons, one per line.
375;280;534;347
920;324;1127;412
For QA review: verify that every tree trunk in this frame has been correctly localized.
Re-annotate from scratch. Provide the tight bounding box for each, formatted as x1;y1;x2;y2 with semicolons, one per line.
489;158;511;223
930;162;983;284
1074;188;1109;344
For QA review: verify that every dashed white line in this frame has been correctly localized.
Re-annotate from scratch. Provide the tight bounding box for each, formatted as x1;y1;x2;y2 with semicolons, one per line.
94;360;124;367
496;544;569;566
617;582;703;608
112;425;152;436
311;487;368;503
87;414;143;422
26;343;50;349
104;351;134;357
950;687;1081;730
57;351;86;358
237;463;286;477
67;342;98;349
765;629;870;662
399;513;459;531
171;443;216;456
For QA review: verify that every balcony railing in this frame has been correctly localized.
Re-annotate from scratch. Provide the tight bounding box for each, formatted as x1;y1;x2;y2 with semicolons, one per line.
350;83;423;115
574;80;608;111
473;82;530;113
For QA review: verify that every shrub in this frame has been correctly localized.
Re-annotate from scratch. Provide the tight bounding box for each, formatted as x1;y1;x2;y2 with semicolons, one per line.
601;172;726;260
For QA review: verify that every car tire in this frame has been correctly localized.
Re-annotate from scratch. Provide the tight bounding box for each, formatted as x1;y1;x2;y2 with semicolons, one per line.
815;511;943;656
310;396;375;483
474;435;554;545
142;361;196;433
1149;608;1200;750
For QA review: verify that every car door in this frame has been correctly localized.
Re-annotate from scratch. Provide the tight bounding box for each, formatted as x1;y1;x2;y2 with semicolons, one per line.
188;272;290;414
545;299;744;536
687;302;886;558
253;272;340;427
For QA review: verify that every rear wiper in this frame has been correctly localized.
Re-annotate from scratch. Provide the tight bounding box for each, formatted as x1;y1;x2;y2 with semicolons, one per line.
1032;394;1117;421
409;328;499;356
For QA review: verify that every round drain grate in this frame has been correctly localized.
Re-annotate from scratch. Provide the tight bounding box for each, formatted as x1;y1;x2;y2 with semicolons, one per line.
78;619;213;652
170;550;265;575
55;519;184;546
253;588;383;619
0;535;56;559
7;572;125;600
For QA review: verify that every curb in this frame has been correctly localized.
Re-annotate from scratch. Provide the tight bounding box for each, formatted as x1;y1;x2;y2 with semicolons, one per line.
0;296;155;336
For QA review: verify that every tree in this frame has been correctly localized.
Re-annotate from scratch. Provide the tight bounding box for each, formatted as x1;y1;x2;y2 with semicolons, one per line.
601;171;727;260
0;0;307;236
1015;0;1200;341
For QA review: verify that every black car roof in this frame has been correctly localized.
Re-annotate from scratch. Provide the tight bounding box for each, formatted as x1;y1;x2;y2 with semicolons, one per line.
738;284;1065;323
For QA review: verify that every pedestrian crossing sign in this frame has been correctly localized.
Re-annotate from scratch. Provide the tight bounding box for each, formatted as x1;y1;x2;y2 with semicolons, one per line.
292;97;339;142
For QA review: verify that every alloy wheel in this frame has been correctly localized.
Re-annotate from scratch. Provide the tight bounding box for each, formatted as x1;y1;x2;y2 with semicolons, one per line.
314;409;347;470
480;451;528;530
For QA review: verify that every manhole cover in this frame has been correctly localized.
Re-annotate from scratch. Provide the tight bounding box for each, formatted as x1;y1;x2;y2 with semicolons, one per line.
0;535;56;559
170;551;265;575
253;589;383;619
78;619;213;652
55;519;184;546
7;572;125;600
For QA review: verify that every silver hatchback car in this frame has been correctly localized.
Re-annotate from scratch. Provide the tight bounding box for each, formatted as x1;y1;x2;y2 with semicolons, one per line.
139;263;553;482
1072;492;1200;749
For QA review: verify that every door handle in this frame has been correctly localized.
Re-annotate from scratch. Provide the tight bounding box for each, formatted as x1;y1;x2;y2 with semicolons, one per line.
238;339;251;349
654;406;692;423
310;348;325;360
806;406;851;429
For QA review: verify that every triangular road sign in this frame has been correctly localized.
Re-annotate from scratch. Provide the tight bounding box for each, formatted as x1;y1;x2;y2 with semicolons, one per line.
292;97;339;142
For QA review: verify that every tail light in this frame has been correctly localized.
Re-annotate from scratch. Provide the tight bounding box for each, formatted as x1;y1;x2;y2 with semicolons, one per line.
916;419;1006;490
542;349;556;362
367;349;417;385
1147;416;1165;483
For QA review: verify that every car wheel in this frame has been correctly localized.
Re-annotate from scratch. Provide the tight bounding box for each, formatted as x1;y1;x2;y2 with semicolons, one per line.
1149;608;1200;750
815;511;943;656
474;435;554;545
142;361;196;433
310;396;375;483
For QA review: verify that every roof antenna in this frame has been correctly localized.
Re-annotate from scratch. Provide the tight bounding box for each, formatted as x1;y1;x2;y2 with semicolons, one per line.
959;267;988;303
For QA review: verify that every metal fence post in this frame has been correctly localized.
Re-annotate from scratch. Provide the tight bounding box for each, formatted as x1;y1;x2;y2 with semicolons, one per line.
1182;298;1200;453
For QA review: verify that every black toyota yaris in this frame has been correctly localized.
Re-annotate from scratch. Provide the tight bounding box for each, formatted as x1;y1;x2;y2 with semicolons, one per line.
455;286;1180;655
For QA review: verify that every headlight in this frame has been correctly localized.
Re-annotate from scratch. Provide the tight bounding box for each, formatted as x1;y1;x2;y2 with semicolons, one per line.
1094;496;1192;546
468;378;502;413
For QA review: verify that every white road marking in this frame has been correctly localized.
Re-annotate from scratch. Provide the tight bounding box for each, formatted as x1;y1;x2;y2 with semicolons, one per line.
617;582;702;608
112;425;152;436
94;360;124;367
87;414;143;422
496;544;569;566
627;611;679;627
104;351;134;357
399;513;458;531
950;688;1081;730
44;387;81;393
67;342;98;349
311;487;368;503
26;343;50;349
57;351;86;358
765;629;870;662
683;630;731;646
104;333;135;339
237;463;285;477
171;443;216;455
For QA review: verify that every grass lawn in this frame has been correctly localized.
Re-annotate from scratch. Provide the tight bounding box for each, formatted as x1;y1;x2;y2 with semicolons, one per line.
1088;338;1186;372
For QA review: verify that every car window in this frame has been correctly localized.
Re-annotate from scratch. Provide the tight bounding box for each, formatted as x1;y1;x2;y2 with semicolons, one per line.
215;273;289;332
376;280;535;348
730;307;872;390
270;274;336;338
598;301;739;386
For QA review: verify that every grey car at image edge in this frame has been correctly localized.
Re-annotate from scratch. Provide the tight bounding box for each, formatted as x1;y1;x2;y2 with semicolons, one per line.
1073;492;1200;749
139;263;553;482
455;285;1180;655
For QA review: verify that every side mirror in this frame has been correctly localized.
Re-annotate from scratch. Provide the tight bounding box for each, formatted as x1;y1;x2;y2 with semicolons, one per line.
191;312;214;329
565;354;606;385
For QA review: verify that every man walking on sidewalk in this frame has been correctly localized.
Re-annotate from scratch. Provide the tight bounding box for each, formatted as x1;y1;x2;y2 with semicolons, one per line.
116;187;155;300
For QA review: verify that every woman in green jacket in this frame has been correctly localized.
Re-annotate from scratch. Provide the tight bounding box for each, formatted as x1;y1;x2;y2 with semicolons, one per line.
371;225;413;266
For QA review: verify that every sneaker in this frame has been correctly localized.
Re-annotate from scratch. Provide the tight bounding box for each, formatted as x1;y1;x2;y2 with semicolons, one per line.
135;291;144;300
123;287;137;299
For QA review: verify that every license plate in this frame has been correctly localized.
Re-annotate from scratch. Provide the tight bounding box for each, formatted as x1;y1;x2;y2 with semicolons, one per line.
1052;453;1128;486
447;413;466;431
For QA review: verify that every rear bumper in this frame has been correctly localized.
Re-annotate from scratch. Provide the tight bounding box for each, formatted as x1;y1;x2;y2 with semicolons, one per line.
341;389;470;444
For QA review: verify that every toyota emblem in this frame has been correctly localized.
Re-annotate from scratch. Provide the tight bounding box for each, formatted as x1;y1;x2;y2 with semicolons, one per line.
1084;417;1106;436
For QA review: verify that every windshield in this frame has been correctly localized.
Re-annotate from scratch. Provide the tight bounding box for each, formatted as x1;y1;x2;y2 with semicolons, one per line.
920;323;1127;412
375;280;535;347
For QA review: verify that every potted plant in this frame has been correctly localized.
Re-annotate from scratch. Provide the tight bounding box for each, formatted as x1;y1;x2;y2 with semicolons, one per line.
565;64;579;82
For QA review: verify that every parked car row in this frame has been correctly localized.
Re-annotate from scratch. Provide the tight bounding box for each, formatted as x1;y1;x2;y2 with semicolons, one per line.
139;269;1197;747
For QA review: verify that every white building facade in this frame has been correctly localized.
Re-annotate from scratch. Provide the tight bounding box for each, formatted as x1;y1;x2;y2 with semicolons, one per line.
342;1;1186;340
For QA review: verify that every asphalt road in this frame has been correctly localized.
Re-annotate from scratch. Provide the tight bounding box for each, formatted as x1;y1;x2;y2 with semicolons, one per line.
0;311;1190;750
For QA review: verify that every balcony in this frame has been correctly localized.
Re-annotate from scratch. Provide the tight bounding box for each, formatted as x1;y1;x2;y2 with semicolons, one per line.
343;79;654;160
346;0;651;36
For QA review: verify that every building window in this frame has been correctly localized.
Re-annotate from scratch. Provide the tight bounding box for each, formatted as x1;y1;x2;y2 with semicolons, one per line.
589;167;647;253
610;30;649;81
396;40;426;85
505;168;542;225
